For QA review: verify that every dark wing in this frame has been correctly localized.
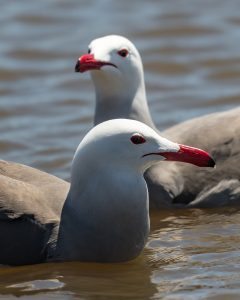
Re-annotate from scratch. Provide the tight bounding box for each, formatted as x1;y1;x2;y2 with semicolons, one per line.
162;107;240;205
0;160;69;265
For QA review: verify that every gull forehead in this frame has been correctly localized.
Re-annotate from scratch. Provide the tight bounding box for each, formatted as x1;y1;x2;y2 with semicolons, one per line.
89;35;138;53
74;119;161;154
90;119;159;137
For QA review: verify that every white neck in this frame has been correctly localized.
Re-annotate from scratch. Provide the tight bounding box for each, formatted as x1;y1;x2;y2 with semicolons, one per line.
55;163;150;262
92;69;155;129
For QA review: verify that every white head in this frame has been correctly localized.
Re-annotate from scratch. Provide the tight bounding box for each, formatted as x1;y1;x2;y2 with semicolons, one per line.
75;35;156;126
75;35;147;117
75;35;143;96
71;119;215;185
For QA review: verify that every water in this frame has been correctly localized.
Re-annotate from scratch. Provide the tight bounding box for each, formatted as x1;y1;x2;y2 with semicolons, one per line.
0;0;240;299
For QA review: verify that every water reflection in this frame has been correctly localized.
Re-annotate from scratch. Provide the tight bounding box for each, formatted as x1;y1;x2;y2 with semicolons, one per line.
148;209;240;299
0;260;156;299
0;0;240;299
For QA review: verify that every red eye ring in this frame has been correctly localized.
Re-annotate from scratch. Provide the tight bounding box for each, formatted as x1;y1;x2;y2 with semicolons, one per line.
130;133;146;145
118;49;129;58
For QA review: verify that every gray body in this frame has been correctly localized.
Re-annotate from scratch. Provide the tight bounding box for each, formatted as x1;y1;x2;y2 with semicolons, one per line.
0;160;69;265
145;108;240;207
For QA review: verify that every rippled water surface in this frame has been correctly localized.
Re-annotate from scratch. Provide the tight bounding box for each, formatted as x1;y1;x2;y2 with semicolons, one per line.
0;0;240;299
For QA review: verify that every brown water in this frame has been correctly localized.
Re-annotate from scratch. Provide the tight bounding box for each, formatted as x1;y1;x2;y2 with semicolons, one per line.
0;0;240;299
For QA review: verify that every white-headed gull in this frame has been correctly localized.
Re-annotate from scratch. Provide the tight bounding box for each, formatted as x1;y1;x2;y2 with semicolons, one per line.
75;35;240;208
0;119;214;265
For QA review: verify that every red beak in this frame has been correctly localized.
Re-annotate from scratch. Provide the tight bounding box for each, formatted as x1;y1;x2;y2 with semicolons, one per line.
160;144;215;167
75;54;117;73
144;144;215;168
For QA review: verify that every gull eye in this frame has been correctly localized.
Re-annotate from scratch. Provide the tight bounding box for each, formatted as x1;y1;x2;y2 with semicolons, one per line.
88;48;91;54
130;133;146;145
118;49;129;58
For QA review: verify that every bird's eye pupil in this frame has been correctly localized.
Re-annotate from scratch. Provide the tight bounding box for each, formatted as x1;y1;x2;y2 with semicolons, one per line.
130;134;146;145
118;49;128;57
88;48;91;54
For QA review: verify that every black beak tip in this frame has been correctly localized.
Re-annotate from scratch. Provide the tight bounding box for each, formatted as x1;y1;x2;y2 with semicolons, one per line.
208;157;216;168
75;60;80;72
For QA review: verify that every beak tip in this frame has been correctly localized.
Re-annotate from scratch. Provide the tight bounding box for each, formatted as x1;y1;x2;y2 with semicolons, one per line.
208;157;216;168
75;61;80;72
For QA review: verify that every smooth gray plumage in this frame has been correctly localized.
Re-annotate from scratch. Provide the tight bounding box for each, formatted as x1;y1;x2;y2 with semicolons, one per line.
150;108;240;207
76;34;240;207
0;160;69;265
